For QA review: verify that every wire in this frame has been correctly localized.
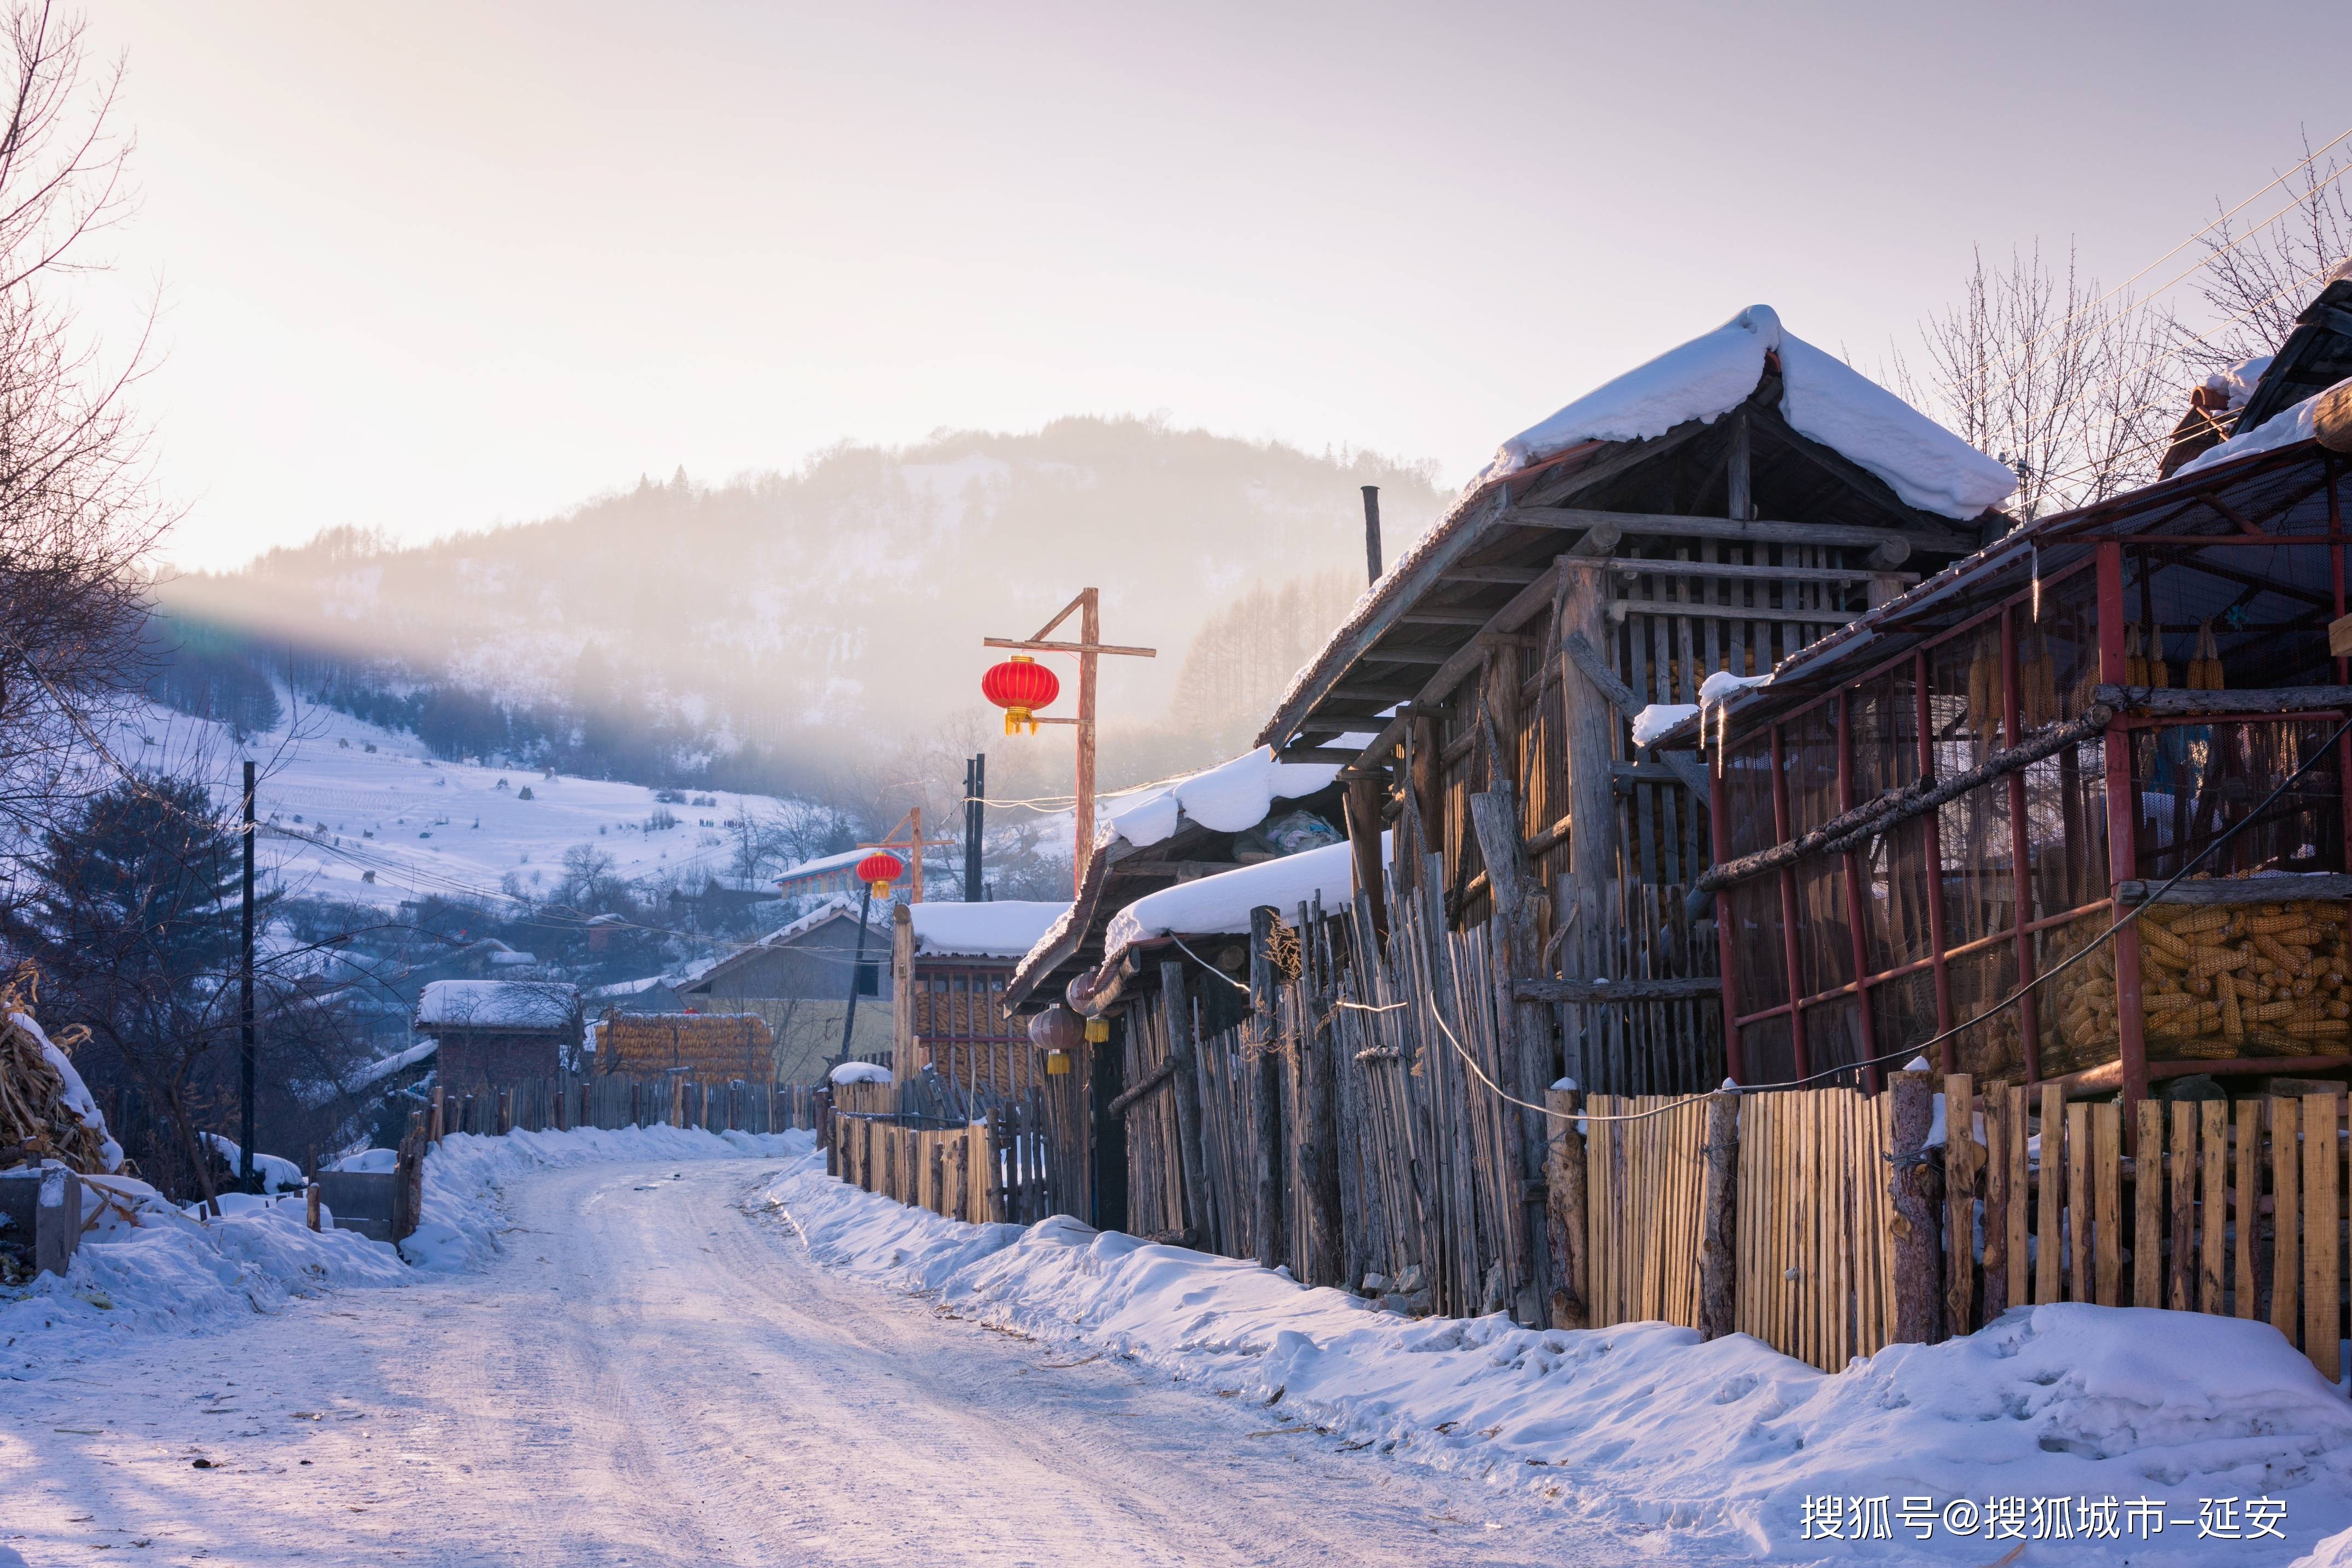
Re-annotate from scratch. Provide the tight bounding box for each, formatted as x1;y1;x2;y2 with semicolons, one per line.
1959;129;2352;412
1170;934;1251;992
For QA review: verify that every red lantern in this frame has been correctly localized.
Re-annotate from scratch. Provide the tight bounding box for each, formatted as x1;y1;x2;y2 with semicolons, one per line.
981;654;1060;735
856;851;904;899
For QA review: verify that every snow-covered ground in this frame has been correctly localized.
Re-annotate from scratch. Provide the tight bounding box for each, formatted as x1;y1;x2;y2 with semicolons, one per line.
121;698;800;909
10;1126;2351;1566
767;1154;2352;1567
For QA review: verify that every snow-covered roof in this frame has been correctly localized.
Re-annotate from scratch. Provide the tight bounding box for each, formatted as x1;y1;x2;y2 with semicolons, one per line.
415;979;579;1030
1097;838;1378;973
1006;747;1344;1001
1478;305;2017;520
907;900;1071;959
589;973;676;1000
775;846;870;881
1101;747;1341;851
2177;374;2352;480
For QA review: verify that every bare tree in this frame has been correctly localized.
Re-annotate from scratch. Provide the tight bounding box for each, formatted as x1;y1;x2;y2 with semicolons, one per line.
2183;132;2352;374
1892;244;2177;521
0;4;164;862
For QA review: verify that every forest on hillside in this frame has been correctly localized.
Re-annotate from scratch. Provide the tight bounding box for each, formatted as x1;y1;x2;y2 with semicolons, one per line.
148;417;1445;804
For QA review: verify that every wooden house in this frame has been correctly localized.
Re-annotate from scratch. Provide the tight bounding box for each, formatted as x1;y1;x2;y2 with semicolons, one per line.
1255;304;2014;1103
996;746;1348;1229
887;900;1070;1099
1646;349;2352;1106
677;896;895;1082
415;980;584;1088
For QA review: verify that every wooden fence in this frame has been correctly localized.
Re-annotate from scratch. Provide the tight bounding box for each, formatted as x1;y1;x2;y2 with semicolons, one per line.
1578;1071;2350;1383
820;1091;1056;1226
419;1072;822;1139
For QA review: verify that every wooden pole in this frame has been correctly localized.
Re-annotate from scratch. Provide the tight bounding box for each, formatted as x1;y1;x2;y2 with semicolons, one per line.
1343;773;1390;944
1361;485;1383;584
1555;560;1616;1086
1469;783;1554;1322
1159;960;1211;1246
1543;1084;1588;1328
1292;911;1344;1286
1248;904;1285;1271
305;1181;322;1233
1077;588;1098;892
1888;1069;1943;1344
1697;1088;1738;1339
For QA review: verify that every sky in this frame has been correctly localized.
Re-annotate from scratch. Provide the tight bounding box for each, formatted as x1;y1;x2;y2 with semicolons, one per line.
71;0;2352;570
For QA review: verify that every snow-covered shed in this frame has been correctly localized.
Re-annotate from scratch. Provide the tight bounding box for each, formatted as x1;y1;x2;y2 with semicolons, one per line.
1003;745;1348;1015
414;979;584;1087
1255;304;2016;1102
1641;347;2352;1107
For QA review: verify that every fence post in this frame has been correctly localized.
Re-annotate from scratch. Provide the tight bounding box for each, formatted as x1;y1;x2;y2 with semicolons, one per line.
1888;1069;1943;1344
1544;1083;1588;1328
1248;904;1285;1272
1943;1073;1979;1334
306;1181;322;1233
1158;960;1211;1247
495;1089;511;1137
429;1086;446;1142
1698;1088;1738;1340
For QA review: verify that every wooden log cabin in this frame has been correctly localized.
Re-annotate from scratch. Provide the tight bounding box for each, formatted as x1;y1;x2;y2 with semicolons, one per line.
1644;353;2352;1107
1257;304;2016;1100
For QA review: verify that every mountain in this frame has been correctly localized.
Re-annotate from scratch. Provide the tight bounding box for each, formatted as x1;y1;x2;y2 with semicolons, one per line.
153;417;1446;794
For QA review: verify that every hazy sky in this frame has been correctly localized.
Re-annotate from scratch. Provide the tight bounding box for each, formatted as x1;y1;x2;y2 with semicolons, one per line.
76;1;2352;570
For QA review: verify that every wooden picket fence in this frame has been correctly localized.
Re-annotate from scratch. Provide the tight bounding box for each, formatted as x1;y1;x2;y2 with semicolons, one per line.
1580;1072;2351;1384
820;1088;1059;1227
423;1072;822;1139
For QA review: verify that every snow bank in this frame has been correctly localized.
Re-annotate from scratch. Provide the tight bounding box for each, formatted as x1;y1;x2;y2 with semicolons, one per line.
908;900;1071;959
829;1061;892;1087
2178;374;2352;478
1;1125;804;1367
195;1134;306;1195
1100;837;1380;968
765;1154;2352;1566
1480;305;2018;521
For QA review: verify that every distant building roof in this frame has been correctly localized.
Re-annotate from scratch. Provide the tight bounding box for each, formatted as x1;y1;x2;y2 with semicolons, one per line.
907;900;1070;960
416;979;580;1030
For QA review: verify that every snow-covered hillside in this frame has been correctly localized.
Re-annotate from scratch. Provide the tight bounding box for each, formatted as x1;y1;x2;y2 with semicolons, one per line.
119;698;798;910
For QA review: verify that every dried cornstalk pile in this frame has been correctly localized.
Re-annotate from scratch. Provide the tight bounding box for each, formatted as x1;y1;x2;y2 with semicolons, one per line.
0;967;113;1174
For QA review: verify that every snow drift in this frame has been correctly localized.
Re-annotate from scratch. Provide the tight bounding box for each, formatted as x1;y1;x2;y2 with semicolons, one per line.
764;1151;2352;1566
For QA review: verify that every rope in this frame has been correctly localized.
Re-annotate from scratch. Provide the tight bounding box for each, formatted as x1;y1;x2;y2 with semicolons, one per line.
1169;934;1250;993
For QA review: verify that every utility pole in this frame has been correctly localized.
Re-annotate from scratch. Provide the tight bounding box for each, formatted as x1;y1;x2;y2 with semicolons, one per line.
981;588;1154;892
963;754;985;903
239;758;257;1194
837;881;875;1067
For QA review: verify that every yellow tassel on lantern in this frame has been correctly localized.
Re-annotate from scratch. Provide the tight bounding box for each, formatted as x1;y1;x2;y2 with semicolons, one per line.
1083;1015;1109;1043
1045;1049;1072;1075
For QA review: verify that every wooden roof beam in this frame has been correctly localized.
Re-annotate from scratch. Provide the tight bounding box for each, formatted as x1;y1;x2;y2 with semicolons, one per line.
1500;505;1957;561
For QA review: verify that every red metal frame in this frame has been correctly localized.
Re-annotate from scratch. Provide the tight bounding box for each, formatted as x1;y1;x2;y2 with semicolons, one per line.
2093;542;2150;1107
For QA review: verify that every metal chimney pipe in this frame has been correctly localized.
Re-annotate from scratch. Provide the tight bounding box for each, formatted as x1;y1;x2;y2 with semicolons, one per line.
1361;486;1381;585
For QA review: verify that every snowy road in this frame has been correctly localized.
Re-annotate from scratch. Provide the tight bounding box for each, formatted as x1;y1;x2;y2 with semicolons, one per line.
1;1159;1635;1567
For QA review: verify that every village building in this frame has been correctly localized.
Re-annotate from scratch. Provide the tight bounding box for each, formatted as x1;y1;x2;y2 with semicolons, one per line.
885;899;1070;1101
770;846;910;905
415;979;585;1088
1644;341;2352;1107
677;896;897;1082
1254;303;2016;1104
